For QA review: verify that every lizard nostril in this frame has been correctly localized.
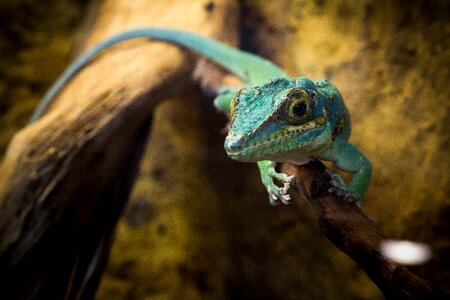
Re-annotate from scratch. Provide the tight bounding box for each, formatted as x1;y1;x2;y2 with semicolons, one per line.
224;137;244;153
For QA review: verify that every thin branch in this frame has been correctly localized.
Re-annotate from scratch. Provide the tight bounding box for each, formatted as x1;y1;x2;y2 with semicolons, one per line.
281;161;444;299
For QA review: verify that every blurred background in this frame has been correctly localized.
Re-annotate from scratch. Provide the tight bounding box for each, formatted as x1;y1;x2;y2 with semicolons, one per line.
0;0;448;299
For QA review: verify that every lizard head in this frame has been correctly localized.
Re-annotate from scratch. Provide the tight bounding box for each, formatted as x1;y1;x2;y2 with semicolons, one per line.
224;77;335;162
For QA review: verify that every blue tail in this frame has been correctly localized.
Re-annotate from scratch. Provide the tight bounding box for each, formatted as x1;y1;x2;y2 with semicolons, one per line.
29;28;287;123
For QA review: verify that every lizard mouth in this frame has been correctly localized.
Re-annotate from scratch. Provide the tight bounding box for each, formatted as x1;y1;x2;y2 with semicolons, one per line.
225;109;327;161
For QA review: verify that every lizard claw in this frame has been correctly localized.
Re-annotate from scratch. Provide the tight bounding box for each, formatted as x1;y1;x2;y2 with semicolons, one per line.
258;161;296;206
268;187;292;205
266;174;296;206
325;169;361;206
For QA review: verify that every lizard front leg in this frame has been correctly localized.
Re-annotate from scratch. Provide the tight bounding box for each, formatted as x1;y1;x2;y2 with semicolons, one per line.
257;160;295;205
214;89;296;205
320;137;372;207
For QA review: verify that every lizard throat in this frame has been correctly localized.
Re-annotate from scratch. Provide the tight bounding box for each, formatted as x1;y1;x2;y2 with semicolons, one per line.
226;110;327;161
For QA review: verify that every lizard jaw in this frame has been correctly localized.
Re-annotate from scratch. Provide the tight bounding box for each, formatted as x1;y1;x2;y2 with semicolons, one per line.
225;110;327;162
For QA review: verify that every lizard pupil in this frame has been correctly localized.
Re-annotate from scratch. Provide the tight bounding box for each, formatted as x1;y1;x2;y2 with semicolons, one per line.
292;102;307;117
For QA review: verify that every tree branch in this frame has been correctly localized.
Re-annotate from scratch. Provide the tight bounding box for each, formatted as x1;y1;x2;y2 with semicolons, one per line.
0;1;240;299
281;162;444;299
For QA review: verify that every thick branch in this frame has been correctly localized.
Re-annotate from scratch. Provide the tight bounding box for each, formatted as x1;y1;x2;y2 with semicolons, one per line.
0;1;239;299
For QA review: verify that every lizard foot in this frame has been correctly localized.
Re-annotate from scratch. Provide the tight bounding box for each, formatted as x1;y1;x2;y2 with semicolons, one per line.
267;174;296;205
258;161;296;205
325;170;361;207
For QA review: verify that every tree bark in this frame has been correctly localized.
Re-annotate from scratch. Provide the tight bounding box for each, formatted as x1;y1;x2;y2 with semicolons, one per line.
0;0;239;299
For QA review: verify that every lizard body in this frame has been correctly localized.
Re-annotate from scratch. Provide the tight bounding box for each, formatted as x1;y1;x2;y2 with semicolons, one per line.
225;77;371;206
30;28;371;207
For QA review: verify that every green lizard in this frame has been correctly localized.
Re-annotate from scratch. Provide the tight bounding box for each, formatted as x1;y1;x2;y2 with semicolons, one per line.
29;28;372;207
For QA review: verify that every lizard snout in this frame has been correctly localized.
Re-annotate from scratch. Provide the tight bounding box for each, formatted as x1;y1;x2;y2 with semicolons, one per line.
224;136;245;154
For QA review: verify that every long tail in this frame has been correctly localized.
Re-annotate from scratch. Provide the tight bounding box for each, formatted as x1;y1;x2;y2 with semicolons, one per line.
29;28;287;123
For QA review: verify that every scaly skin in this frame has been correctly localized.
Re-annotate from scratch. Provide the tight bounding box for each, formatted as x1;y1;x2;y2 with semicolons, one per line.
224;77;372;206
30;28;371;207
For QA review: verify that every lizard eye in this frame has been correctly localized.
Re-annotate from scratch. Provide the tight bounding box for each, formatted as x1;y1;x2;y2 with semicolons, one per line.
286;88;313;123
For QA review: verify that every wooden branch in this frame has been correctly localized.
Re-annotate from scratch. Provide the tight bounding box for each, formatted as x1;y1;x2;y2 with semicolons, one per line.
281;162;444;300
0;1;240;299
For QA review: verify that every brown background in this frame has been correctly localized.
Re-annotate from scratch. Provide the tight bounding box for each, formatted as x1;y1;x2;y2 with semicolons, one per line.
0;0;448;299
